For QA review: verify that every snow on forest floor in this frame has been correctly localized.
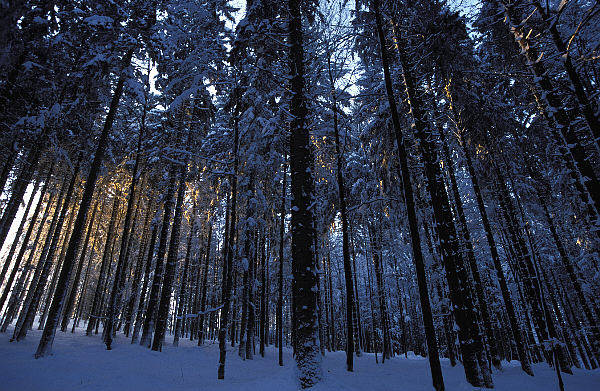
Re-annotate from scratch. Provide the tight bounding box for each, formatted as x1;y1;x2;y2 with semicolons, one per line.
0;325;599;391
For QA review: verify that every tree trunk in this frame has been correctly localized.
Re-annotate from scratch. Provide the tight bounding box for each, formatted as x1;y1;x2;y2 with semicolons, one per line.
501;1;600;217
60;200;98;332
1;178;55;332
132;215;159;344
124;197;154;337
372;1;444;388
104;114;146;348
288;0;321;384
277;163;286;366
16;161;79;343
0;142;43;252
217;115;238;378
197;223;213;345
87;195;120;336
0;175;42;310
140;165;176;348
35;48;134;358
174;197;196;346
459;134;534;375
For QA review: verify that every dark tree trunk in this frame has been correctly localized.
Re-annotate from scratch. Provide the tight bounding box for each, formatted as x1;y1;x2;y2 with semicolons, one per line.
501;2;600;217
329;60;355;371
197;223;212;345
459;135;533;375
16;161;79;343
277;163;286;366
73;200;105;333
260;232;267;357
35;48;134;358
1;177;55;332
0;142;43;252
140;165;176;348
124;197;154;337
439;125;501;370
541;200;600;360
174;197;196;346
6;179;61;336
372;1;444;388
60;200;99;332
87;195;120;336
368;225;392;361
288;0;321;383
387;7;491;385
245;231;256;361
530;0;600;149
104;134;144;349
0;175;42;310
217;116;238;379
0;177;40;288
0;146;17;198
132;215;159;344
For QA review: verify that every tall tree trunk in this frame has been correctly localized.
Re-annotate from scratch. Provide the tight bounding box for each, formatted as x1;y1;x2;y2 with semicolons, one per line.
245;230;256;360
132;216;159;344
260;232;267;357
439;123;501;370
501;1;600;217
7;177;63;337
541;200;600;361
87;195;120;336
0;175;42;308
73;200;105;333
16;161;79;343
456;126;534;374
368;225;392;361
1;177;55;332
124;197;154;337
329;58;355;371
390;8;492;385
530;0;600;149
198;223;212;345
104;136;145;349
140;165;176;348
60;200;98;332
288;0;321;383
372;1;444;388
35;48;134;358
0;176;40;286
174;197;196;346
277;163;286;366
217;115;238;378
0;142;43;252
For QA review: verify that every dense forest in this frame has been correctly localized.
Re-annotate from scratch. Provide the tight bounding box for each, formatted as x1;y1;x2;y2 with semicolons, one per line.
0;0;599;389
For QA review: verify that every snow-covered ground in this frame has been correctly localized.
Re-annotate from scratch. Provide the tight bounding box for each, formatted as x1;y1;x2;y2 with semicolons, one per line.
0;325;598;390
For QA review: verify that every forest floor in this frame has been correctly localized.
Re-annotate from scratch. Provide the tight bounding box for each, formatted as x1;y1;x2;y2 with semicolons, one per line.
0;325;599;391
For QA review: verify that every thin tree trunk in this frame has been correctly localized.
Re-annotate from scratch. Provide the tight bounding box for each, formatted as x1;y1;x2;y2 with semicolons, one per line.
277;163;286;366
372;1;444;388
459;134;534;375
16;161;79;343
87;196;120;336
35;48;135;358
217;115;238;378
140;165;176;348
174;197;196;346
1;179;55;332
132;216;159;344
124;197;154;337
60;200;98;332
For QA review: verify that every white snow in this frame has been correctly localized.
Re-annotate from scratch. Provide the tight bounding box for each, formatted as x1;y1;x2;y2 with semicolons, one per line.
0;325;599;390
